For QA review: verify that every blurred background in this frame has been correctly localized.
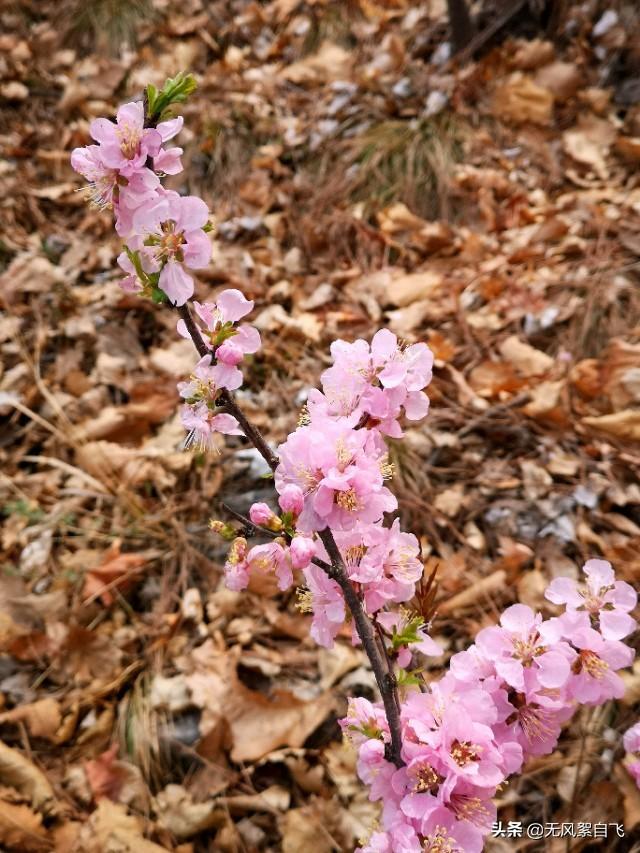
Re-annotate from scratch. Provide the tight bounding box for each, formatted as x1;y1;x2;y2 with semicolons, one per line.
0;0;640;850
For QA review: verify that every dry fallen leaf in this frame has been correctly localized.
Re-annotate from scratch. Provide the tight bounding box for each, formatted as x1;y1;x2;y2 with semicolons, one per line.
75;800;169;852
582;410;640;441
279;805;336;853
82;544;151;605
154;785;225;839
534;61;582;102
563;114;616;180
0;799;49;852
0;742;57;815
493;73;554;125
499;335;554;377
613;764;640;829
385;271;443;308
0;698;62;741
282;41;352;84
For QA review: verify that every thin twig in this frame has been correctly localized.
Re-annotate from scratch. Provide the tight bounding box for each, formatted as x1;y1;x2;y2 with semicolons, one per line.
318;529;404;767
176;303;279;472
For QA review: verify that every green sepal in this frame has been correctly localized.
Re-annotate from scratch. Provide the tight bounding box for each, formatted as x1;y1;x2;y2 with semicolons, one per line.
213;321;238;347
396;668;423;687
390;615;425;652
124;246;148;284
347;721;384;741
151;286;167;304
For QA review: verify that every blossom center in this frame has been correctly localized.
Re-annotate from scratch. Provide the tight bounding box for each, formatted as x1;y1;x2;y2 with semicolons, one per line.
335;488;361;512
450;739;480;766
117;123;141;159
576;650;609;679
512;632;545;664
422;826;457;853
450;794;491;826
412;762;443;794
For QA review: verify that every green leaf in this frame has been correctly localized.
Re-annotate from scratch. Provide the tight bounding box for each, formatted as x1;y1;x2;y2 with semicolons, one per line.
347;721;384;741
390;615;425;651
396;668;422;687
145;82;158;118
151;286;167;304
147;72;198;123
213;322;238;347
123;246;148;284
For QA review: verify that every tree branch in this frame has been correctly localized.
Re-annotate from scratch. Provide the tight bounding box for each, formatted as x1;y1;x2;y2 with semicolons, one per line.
318;529;404;767
176;303;279;472
174;213;404;767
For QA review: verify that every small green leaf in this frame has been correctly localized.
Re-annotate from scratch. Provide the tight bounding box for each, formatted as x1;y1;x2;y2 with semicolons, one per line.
396;668;422;687
390;615;425;651
145;82;158;118
147;72;198;123
213;322;238;346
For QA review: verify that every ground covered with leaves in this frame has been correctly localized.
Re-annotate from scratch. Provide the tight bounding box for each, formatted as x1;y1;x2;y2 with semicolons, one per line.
1;0;640;850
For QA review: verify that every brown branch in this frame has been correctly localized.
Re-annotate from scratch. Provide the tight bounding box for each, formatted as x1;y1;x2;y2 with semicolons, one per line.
447;0;475;53
318;529;404;767
176;303;279;472
453;0;527;63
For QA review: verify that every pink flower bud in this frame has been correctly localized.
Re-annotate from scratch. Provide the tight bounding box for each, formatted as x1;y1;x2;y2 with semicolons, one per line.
278;484;305;516
290;536;315;570
249;502;275;526
216;340;244;366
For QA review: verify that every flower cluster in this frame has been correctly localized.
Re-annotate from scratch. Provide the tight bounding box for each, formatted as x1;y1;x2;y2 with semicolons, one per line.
623;722;640;789
72;79;262;450
73;81;639;853
307;328;433;437
346;562;637;853
71;78;209;308
177;290;261;449
224;326;435;644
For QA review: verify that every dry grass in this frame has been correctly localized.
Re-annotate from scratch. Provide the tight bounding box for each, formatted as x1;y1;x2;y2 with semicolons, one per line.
64;0;154;53
345;115;462;219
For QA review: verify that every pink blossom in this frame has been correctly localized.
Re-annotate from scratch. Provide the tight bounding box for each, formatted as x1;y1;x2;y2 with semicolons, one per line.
310;329;434;436
131;191;210;305
301;564;345;647
275;420;397;532
476;604;575;692
494;670;573;757
341;697;390;747
278;484;304;516
176;291;261;384
224;537;249;591
627;760;640;788
246;542;293;591
70;145;119;210
153;116;184;174
116;245;160;293
556;611;633;704
289;536;315;569
249;502;277;527
377;610;441;669
88;101;162;176
180;400;241;452
329;520;424;613
624;722;640;755
115;169;162;237
419;807;484;853
545;559;637;640
623;722;640;788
